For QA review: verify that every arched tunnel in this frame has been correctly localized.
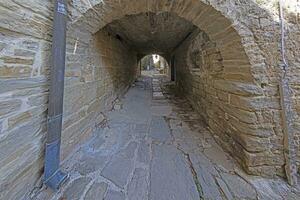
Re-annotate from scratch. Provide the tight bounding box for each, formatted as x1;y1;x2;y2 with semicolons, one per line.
65;1;280;177
1;0;300;199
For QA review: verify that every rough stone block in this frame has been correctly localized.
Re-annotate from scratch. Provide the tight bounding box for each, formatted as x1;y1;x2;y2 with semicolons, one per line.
84;182;108;200
63;177;92;200
0;99;22;116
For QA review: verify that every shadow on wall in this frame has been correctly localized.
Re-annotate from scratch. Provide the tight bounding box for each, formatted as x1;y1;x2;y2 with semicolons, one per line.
61;27;138;160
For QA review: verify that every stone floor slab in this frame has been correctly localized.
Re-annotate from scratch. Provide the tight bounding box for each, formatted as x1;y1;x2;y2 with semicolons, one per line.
220;172;257;200
104;190;125;200
63;177;92;200
127;168;148;200
73;153;107;175
84;182;108;200
149;116;172;142
190;152;224;200
101;142;137;188
150;144;199;200
137;141;151;164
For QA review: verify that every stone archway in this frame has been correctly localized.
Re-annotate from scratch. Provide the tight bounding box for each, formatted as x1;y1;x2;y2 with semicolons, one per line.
69;0;260;82
63;0;284;178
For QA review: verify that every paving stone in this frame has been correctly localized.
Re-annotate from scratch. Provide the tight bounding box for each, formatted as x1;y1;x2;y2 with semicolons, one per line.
150;144;199;200
122;141;138;159
216;177;234;200
84;182;108;200
89;132;110;151
134;123;149;133
127;168;148;200
151;105;172;116
133;123;149;139
33;188;55;200
203;144;234;172
220;173;257;199
63;177;92;200
137;141;151;164
149;116;172;142
190;153;223;200
101;142;137;188
88;128;119;154
250;178;288;200
177;135;202;153
101;156;133;188
73;154;108;175
104;190;125;200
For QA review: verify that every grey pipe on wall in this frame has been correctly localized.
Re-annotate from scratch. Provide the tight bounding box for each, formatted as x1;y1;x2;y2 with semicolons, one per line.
43;0;68;190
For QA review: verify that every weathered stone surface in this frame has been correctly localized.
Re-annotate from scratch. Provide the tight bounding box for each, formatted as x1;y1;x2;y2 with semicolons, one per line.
150;144;199;200
216;177;234;200
63;177;92;200
8;106;46;129
0;99;22;116
0;42;6;52
74;154;107;175
172;18;289;177
14;49;36;57
190;153;223;200
133;123;148;139
84;182;108;200
0;65;32;78
127;168;148;200
101;142;137;188
220;173;257;199
137;141;150;164
151;105;172;116
0;77;47;94
88;134;106;151
1;56;34;65
149;116;172;142
229;95;280;111
104;190;125;200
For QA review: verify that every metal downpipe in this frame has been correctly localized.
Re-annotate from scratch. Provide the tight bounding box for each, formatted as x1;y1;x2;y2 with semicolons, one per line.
43;0;68;190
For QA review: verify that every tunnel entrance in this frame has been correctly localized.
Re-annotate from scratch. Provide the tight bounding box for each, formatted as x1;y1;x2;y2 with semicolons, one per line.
61;1;290;180
79;10;278;178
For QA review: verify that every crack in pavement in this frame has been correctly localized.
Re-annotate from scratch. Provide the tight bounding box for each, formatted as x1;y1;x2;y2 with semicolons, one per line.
176;146;204;200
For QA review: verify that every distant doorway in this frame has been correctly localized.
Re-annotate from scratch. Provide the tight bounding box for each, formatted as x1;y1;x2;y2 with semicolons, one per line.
139;54;170;79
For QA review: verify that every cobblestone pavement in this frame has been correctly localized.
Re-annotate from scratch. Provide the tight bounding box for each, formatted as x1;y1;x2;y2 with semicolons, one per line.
32;76;300;200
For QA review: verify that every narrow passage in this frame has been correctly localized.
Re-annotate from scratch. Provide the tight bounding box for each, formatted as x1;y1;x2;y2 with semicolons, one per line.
33;76;300;200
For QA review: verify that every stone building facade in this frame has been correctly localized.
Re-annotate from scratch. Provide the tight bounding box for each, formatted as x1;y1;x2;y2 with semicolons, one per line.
0;0;299;199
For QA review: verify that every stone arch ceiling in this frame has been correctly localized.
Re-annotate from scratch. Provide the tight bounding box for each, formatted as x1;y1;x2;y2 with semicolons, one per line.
68;0;273;84
104;12;196;55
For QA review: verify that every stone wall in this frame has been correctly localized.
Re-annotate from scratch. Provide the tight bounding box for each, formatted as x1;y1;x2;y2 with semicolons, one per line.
61;28;137;159
285;8;300;169
0;2;137;199
173;29;285;177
